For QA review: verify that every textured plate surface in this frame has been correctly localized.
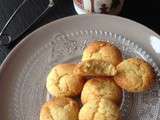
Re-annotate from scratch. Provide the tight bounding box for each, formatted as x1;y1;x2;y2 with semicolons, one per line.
0;14;160;120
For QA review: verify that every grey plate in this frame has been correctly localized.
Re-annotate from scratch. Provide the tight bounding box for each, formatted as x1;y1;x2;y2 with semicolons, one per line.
0;14;160;120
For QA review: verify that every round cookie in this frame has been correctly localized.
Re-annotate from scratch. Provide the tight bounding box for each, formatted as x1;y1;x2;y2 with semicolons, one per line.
114;58;156;92
46;64;85;97
82;41;123;66
74;60;117;77
81;78;122;105
79;98;122;120
40;97;79;120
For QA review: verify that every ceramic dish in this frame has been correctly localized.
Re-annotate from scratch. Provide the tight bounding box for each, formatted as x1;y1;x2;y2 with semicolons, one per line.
0;14;160;120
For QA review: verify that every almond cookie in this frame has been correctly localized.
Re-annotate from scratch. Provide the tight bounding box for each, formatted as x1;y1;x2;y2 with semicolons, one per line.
81;78;122;105
79;98;122;120
74;60;117;77
46;64;85;97
82;41;123;66
114;58;156;92
40;97;79;120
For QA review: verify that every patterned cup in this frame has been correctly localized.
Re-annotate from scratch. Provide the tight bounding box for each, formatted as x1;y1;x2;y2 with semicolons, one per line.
73;0;125;15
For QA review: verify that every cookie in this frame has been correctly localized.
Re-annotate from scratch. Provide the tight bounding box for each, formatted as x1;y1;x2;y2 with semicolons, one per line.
81;78;122;105
82;41;123;66
114;58;156;92
79;98;122;120
40;97;79;120
74;60;117;77
46;64;85;97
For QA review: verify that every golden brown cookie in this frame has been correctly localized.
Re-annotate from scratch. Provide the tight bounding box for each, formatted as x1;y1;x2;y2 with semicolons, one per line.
82;41;123;66
74;60;117;77
114;58;156;92
81;78;122;105
46;64;85;97
40;97;79;120
79;98;122;120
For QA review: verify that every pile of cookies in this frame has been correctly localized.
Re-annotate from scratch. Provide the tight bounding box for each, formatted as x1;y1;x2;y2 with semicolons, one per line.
40;41;156;120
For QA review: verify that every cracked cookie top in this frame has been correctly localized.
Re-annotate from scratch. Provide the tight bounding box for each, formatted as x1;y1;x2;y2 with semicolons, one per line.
79;98;122;120
46;64;85;97
114;58;156;92
82;41;123;66
40;97;79;120
81;78;122;105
